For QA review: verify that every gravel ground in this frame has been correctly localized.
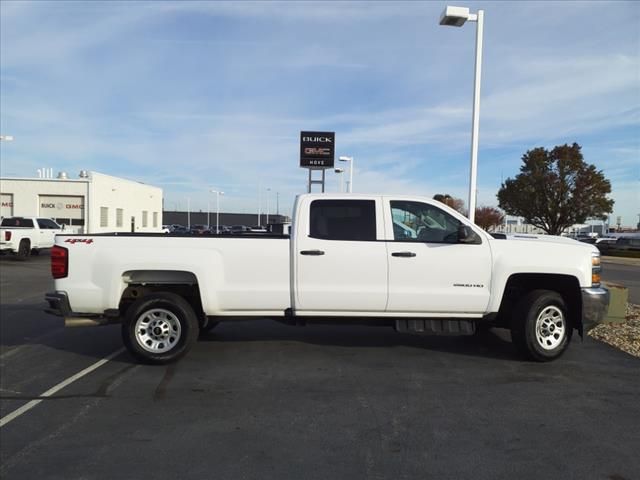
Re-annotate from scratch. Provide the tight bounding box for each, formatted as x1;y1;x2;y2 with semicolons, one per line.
588;303;640;358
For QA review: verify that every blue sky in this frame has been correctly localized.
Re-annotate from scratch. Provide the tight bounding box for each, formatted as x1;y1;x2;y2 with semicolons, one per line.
1;1;639;225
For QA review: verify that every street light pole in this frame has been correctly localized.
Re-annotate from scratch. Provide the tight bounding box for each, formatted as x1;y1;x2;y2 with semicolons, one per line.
335;168;344;192
187;197;191;229
440;6;484;223
257;182;262;227
266;188;271;226
210;190;224;233
339;156;354;193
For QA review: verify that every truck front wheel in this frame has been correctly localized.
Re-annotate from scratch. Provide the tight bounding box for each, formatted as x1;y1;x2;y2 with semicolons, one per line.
122;292;199;364
511;290;572;362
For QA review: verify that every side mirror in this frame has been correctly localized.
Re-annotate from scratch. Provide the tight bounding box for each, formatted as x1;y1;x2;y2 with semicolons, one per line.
458;225;480;244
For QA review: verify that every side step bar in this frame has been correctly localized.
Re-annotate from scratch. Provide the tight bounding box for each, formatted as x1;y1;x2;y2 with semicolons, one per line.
395;319;476;336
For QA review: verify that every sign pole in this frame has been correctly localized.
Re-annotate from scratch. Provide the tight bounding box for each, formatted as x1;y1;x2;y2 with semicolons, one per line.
307;169;327;193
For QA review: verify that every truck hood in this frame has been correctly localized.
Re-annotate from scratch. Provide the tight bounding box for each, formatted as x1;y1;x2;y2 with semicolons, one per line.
490;232;602;249
487;232;597;288
494;233;588;246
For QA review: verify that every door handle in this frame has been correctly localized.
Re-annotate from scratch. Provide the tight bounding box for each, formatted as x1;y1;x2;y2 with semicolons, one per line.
300;250;325;256
392;251;416;257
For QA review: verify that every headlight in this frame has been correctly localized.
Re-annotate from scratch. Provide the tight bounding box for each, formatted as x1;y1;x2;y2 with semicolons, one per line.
591;252;601;287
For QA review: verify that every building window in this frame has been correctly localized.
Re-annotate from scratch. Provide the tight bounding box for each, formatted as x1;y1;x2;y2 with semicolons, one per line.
100;207;109;227
142;211;148;228
153;212;158;228
116;209;123;228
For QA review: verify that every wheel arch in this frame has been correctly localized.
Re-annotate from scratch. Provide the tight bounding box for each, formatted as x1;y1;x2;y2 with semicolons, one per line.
495;273;582;334
119;270;204;320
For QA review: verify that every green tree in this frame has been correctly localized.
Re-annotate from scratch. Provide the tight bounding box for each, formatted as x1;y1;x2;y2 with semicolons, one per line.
474;206;504;231
497;143;614;235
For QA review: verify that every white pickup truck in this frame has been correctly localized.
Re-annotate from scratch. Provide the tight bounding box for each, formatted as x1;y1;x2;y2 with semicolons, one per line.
45;194;609;364
1;217;63;259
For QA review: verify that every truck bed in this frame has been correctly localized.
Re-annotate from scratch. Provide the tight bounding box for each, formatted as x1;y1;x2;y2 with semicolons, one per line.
56;234;291;316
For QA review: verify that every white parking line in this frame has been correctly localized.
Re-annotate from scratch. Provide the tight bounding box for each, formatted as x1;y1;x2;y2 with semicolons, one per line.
0;348;125;428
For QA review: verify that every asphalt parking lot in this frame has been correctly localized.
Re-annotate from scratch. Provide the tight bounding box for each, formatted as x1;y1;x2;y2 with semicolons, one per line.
1;254;639;480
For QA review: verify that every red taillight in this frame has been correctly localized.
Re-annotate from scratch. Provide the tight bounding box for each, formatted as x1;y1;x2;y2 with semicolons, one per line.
51;246;68;279
4;231;10;241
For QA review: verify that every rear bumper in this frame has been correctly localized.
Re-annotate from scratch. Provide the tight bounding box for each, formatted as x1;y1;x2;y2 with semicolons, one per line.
45;291;72;317
45;291;121;326
0;243;16;252
581;287;610;331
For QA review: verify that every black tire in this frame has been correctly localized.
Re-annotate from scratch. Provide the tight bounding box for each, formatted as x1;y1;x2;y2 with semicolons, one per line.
17;240;30;260
122;292;199;364
31;248;40;256
511;290;572;362
199;317;220;333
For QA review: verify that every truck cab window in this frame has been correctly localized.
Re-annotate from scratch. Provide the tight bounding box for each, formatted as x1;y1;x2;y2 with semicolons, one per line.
391;200;474;244
37;219;59;229
310;200;376;241
1;218;34;228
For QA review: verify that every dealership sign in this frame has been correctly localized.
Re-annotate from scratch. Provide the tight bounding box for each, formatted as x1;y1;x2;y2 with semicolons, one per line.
300;131;335;169
39;195;85;219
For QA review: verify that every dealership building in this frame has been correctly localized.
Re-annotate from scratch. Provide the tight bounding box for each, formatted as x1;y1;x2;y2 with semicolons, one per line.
0;171;163;234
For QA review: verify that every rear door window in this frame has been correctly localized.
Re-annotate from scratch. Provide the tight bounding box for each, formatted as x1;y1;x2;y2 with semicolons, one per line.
309;200;376;241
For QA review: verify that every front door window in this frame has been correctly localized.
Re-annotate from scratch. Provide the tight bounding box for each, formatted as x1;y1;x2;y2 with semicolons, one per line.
391;200;469;243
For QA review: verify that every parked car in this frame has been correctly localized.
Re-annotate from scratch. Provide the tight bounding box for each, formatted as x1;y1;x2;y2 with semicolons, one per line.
605;235;640;255
267;222;292;235
578;237;597;245
189;224;209;235
594;237;617;253
0;217;63;259
209;225;230;235
230;225;251;234
170;226;189;234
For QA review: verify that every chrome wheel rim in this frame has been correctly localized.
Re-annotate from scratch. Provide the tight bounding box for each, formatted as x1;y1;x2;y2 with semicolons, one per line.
535;306;566;350
135;308;182;353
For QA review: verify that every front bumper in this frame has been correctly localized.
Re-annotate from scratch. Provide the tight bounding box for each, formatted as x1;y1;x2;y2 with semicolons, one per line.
581;287;610;331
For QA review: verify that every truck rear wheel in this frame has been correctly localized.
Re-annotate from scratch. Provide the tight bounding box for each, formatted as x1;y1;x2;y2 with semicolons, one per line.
17;240;30;260
122;292;199;364
511;290;572;362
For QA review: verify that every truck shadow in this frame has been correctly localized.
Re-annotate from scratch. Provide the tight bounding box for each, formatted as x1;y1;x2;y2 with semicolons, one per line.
0;252;51;263
0;305;519;364
0;302;123;362
199;321;519;362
